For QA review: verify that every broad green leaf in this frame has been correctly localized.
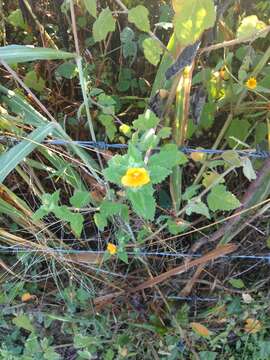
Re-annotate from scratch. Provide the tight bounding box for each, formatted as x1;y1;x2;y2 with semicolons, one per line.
173;0;216;46
133;110;159;131
128;5;150;33
99;114;117;141
120;27;137;59
56;62;78;79
157;127;171;139
182;184;201;201
225;118;251;148
7;9;27;30
202;171;224;188
186;200;210;219
103;154;129;185
237;15;267;39
24;70;45;93
12;314;34;332
94;213;107;231
94;201;129;230
0;45;76;64
207;185;241;212
83;0;97;18
127;185;155;220
142;38;163;65
70;191;91;208
242;158;256;181
0;123;55;183
199;351;217;360
148;144;187;170
93;8;116;42
222;151;242;167
228;278;245;289
149;165;171;184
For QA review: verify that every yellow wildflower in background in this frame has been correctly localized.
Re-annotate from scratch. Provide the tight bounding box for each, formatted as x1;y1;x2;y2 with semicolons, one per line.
244;318;262;334
246;77;257;90
121;168;150;188
107;242;117;255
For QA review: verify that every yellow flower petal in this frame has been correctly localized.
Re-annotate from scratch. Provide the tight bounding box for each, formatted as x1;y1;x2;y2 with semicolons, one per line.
107;242;117;255
246;77;257;90
121;167;150;188
244;318;262;334
21;293;35;302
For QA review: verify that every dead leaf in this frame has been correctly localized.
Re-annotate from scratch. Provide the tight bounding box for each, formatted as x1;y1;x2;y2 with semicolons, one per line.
191;322;211;337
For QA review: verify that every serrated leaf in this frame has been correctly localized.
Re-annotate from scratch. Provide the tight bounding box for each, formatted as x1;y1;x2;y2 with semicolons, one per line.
237;15;267;39
142;38;163;66
70;191;91;208
186;200;210;219
128;5;150;33
7;9;27;30
12;314;34;332
148;144;187;170
133;110;159;131
103;154;129;185
190;322;211;337
225;119;251;148
99;114;117;141
228;278;245;289
202;171;224;188
242;158;256;181
93;8;116;42
70;213;84;237
83;0;97;18
207;185;241;212
173;0;216;46
182;184;201;201
149;165;171;184
127;185;155;220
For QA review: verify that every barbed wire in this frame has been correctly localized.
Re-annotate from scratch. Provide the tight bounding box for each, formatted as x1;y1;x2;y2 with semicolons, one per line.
1;136;269;158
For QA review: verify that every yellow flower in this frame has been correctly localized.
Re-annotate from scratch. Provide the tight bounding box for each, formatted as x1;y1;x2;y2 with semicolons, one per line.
244;318;262;334
190;148;206;162
121;168;150;188
119;124;131;136
21;293;35;302
107;242;117;255
246;77;257;90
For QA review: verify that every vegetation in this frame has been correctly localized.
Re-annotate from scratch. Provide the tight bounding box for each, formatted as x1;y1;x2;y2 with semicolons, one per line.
0;0;270;358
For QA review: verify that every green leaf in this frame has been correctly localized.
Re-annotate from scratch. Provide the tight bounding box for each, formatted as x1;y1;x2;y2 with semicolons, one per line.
186;200;210;219
167;218;189;235
0;45;76;64
173;0;216;46
12;314;34;333
133;110;159;131
242;158;256;181
120;27;137;59
83;0;97;18
103;154;129;185
182;185;201;201
127;185;155;220
0;123;56;183
70;191;91;208
199;351;217;360
237;15;267;39
157;127;171;139
148;144;187;170
149;165;171;184
228;278;245;289
99;114;117;141
225;119;251;148
69;213;84;237
128;5;150;33
24;70;45;93
93;8;116;42
142;38;163;65
94;213;107;231
207;185;241;212
7;9;27;30
56;62;78;79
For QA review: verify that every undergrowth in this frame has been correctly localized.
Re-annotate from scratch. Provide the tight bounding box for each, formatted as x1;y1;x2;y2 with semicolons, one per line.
0;0;270;359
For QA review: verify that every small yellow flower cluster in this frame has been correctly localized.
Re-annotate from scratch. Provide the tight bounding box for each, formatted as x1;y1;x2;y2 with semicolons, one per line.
121;168;150;188
107;242;117;255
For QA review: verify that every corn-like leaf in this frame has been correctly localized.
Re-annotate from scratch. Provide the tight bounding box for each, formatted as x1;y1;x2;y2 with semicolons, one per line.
0;45;76;64
0;123;56;183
